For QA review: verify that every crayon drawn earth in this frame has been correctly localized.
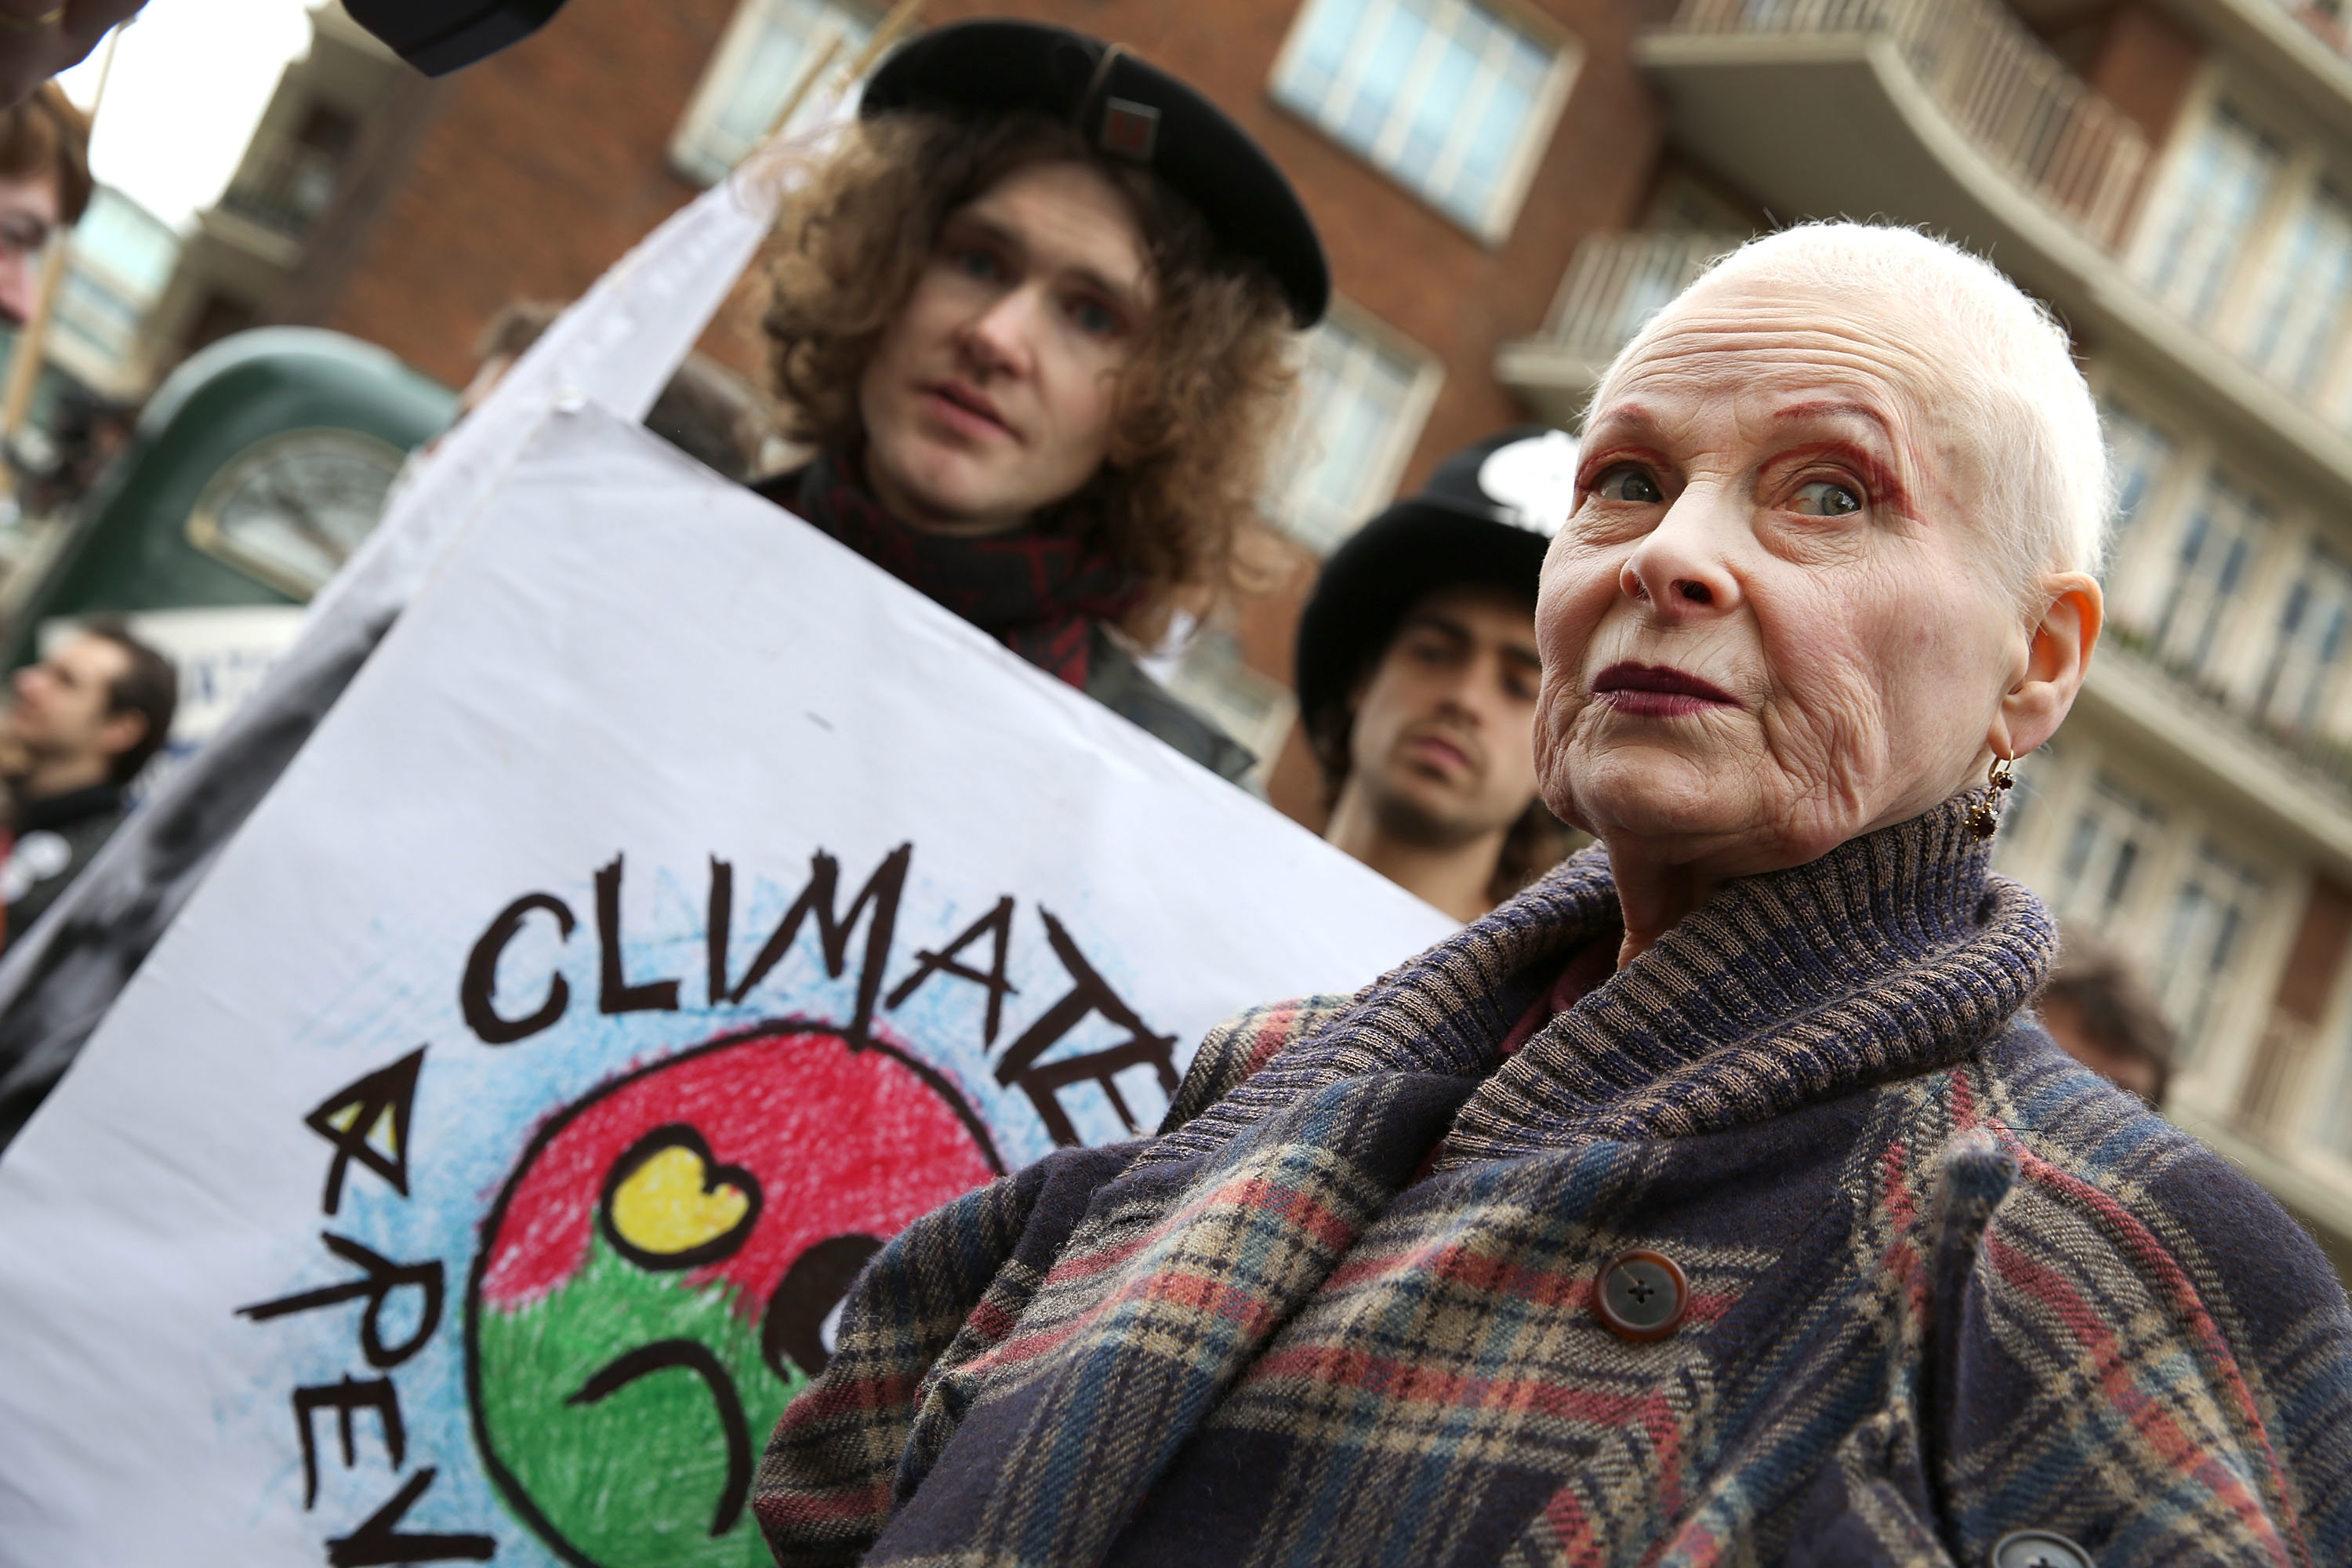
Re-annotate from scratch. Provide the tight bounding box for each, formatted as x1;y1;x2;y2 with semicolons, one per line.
466;1023;1002;1568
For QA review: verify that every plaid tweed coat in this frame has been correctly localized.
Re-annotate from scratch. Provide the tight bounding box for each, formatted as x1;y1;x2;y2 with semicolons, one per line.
753;798;2352;1566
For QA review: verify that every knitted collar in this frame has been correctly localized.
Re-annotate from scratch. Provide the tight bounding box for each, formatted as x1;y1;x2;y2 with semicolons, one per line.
1152;793;2055;1161
782;447;1140;689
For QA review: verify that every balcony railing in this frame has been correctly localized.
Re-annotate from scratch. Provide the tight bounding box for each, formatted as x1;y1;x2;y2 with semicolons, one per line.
1537;231;1742;366
2103;625;2352;809
216;142;345;241
1664;0;2153;250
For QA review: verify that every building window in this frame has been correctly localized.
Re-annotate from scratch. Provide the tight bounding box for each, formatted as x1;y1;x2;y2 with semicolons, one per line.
2139;106;2281;326
2243;183;2352;395
2151;474;2272;679
1271;0;1572;239
2257;543;2352;735
2051;773;2165;929
671;0;875;186
2154;844;2266;1056
1991;741;2056;869
2098;398;2173;576
1270;307;1441;554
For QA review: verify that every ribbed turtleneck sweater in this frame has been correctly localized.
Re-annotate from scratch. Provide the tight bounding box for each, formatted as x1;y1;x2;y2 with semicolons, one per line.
756;797;2352;1568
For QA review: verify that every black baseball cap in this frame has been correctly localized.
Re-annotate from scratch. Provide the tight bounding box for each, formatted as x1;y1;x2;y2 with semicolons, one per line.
862;19;1330;327
1294;427;1578;739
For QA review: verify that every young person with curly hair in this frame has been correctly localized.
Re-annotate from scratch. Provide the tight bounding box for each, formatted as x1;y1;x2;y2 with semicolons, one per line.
752;20;1325;780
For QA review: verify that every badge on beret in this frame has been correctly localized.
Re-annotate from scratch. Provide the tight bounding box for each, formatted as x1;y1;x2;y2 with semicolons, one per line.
1100;96;1160;162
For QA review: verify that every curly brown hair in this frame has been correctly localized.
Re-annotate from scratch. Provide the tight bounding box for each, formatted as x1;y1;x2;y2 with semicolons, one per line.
759;111;1299;639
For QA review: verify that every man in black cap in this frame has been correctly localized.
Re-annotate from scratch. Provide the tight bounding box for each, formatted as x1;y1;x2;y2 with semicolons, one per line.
1296;429;1580;921
753;18;1327;781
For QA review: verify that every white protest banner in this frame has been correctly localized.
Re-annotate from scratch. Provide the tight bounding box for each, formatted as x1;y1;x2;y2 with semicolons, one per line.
0;399;1454;1568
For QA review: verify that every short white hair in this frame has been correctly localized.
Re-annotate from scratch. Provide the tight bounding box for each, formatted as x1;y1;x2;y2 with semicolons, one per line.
1591;223;2108;594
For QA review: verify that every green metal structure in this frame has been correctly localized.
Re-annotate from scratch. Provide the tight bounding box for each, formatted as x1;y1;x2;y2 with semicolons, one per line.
3;327;455;670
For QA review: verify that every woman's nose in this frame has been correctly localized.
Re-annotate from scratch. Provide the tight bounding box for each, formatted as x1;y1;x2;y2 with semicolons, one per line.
1619;492;1740;616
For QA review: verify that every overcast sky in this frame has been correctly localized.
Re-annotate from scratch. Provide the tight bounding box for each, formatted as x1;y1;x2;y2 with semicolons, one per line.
56;0;319;229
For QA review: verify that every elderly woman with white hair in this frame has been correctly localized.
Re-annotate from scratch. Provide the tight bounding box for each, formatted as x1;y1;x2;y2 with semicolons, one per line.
752;224;2352;1566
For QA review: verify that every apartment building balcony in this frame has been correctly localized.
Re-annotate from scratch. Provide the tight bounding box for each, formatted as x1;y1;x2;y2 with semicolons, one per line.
1494;231;1744;421
2162;0;2352;136
2077;633;2352;878
1540;0;2352;534
216;141;345;247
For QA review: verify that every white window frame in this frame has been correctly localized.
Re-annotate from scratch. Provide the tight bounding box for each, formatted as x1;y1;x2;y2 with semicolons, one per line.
2096;394;2177;584
2132;97;2285;329
2048;771;2170;933
669;0;877;187
1269;298;1443;555
2150;470;2275;684
2155;840;2271;1062
2240;179;2352;397
1267;0;1581;245
2256;536;2352;738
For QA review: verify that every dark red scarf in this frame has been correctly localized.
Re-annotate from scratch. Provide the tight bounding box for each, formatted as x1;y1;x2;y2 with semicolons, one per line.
779;448;1138;689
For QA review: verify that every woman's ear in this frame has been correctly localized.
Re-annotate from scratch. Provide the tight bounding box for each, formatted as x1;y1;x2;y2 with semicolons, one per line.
1991;572;2102;760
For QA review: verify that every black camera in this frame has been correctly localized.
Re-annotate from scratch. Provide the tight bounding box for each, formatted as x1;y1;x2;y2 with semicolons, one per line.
343;0;569;76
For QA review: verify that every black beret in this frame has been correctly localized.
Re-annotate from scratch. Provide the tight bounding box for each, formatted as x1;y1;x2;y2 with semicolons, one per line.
862;19;1330;327
1294;426;1578;731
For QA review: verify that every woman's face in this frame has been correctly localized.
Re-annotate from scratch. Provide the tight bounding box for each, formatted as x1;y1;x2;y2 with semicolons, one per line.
1535;278;2034;877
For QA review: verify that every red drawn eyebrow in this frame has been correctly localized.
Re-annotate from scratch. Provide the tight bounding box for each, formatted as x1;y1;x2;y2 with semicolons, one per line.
1771;400;1897;432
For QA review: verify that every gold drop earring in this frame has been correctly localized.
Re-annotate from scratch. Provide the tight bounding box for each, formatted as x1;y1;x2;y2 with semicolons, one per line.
1966;753;2016;840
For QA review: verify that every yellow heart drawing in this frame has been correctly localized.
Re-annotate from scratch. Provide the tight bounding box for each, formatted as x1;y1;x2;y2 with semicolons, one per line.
607;1138;755;1263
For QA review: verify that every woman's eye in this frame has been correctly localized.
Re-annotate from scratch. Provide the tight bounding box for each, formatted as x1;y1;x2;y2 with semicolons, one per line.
1791;479;1863;517
1592;466;1663;504
952;247;1002;281
1070;298;1117;336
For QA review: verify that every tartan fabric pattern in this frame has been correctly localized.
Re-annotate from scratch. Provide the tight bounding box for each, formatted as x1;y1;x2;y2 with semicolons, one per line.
754;797;2352;1566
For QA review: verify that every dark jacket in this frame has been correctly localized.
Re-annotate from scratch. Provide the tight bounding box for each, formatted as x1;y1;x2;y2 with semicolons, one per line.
753;797;2352;1566
2;782;126;947
1081;627;1253;782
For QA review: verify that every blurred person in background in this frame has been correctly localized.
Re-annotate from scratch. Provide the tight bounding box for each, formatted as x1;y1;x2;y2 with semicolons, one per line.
458;299;775;482
1296;430;1578;921
750;19;1323;783
0;620;172;946
16;382;132;517
0;80;87;325
2039;924;2176;1108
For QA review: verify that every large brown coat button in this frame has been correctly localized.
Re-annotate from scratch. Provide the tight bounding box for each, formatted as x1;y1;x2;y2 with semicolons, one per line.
1593;1248;1688;1341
